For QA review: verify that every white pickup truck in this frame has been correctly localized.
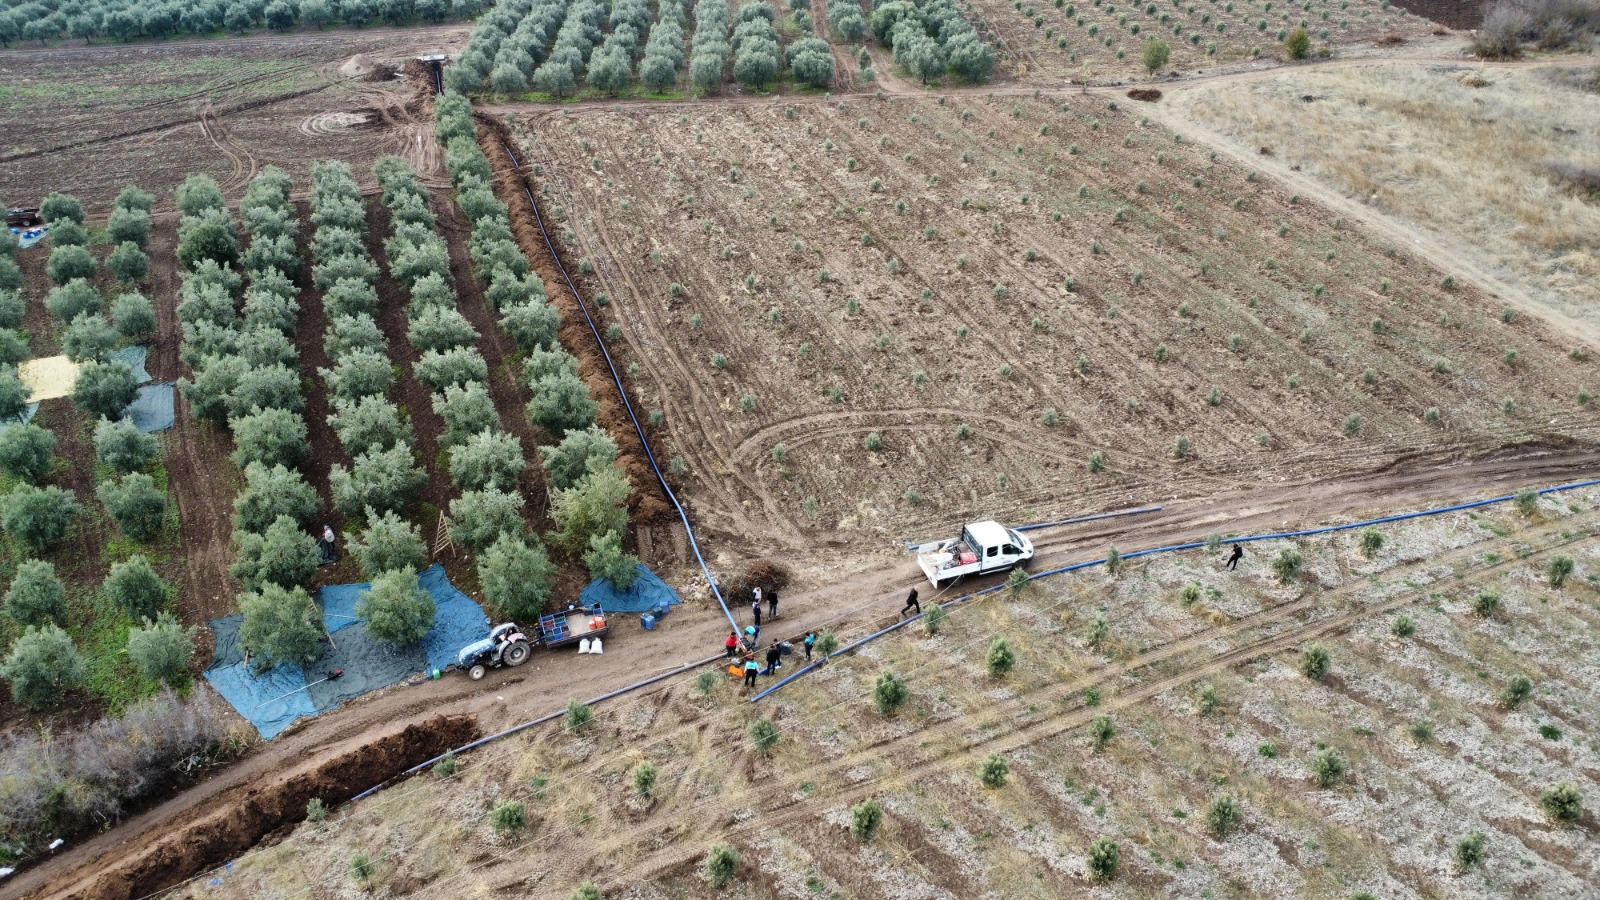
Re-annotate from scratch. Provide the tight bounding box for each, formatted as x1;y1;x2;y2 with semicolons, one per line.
915;520;1034;588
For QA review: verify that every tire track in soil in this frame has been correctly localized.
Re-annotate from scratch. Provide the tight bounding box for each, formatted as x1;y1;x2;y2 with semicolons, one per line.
517;115;798;547
571;513;1600;891
474;113;674;525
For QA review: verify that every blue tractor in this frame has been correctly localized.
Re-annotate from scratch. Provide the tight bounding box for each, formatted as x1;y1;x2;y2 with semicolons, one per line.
456;622;532;680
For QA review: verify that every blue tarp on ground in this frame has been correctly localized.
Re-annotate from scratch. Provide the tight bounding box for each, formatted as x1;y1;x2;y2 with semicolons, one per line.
202;615;317;741
108;345;152;384
206;565;490;739
319;579;371;634
418;563;491;672
578;564;681;614
124;383;174;432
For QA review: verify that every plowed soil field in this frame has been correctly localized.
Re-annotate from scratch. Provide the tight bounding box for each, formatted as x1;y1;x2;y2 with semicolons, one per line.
500;92;1596;578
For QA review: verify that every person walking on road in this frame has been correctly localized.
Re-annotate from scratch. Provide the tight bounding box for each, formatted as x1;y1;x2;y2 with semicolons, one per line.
751;597;762;629
725;630;739;659
803;631;816;661
743;656;760;687
1225;543;1244;571
767;590;779;621
900;587;921;619
763;642;782;676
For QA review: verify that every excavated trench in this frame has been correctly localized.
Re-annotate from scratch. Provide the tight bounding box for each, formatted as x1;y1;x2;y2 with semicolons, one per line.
75;715;475;900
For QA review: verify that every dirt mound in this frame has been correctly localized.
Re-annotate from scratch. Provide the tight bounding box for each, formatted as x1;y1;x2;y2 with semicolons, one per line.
725;560;793;604
1127;88;1163;101
78;715;476;900
1376;32;1409;45
474;113;672;526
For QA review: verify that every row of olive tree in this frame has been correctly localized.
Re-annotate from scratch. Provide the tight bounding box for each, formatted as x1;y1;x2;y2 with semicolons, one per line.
1;182;184;715
0;0;486;48
637;0;686;92
688;0;731;93
871;0;997;84
435;92;640;604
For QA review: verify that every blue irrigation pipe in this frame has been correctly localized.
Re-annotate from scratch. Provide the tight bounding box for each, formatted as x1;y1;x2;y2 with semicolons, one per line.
500;138;736;633
350;651;726;802
750;477;1600;702
904;505;1163;551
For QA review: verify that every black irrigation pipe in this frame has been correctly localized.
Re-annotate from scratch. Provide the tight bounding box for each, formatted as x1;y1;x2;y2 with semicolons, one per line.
500;138;737;631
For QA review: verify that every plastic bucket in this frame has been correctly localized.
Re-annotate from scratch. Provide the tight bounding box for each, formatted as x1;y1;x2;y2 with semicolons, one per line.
641;614;656;630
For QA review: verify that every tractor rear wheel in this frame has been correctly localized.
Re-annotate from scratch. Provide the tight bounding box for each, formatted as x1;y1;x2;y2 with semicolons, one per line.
503;639;531;667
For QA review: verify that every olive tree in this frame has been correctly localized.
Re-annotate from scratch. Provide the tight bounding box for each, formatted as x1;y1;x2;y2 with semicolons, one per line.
103;554;170;620
234;462;319;532
230;408;309;469
321;349;394;402
357;567;437;645
328;395;410;456
0;624;86;709
45;279;102;321
97;472;168;541
40;191;86;225
349;509;427;579
48;246;98;286
433;381;499;448
550;465;630;552
4;560;66;627
583;530;640;591
94;416;158;473
329;442;426;517
230;515;321;591
127;612;195;684
527;371;599;437
0;423;54;483
477;532;554;620
107;206;152;247
72;359;139;420
449;428;525;492
407;305;480;354
111;292;157;339
448;487;525;552
538;424;618;492
238;583;323;670
62;312;118;362
0;484;81;552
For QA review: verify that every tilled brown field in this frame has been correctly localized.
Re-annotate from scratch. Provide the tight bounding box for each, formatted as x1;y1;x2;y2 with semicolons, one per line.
503;93;1596;569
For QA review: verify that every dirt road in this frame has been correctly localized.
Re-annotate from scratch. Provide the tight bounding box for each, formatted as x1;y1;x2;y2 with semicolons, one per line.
11;443;1597;900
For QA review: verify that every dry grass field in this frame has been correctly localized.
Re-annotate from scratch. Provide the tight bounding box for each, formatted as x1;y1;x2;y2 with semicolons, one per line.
1169;62;1600;327
177;486;1600;898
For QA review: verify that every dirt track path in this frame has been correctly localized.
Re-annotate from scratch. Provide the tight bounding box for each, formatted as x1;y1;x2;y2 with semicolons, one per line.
11;444;1598;900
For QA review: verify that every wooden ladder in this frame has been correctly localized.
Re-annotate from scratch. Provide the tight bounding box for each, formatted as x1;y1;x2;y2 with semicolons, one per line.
432;510;457;560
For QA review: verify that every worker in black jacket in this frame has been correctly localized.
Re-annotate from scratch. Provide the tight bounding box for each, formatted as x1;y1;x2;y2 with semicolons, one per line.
762;642;782;676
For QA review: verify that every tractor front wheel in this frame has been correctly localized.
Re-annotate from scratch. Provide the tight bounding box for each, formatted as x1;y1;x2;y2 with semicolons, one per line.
469;664;487;681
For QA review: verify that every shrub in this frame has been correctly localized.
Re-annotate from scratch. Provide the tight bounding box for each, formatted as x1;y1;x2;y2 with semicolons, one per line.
1311;746;1346;787
749;716;779;754
1498;674;1532;709
94;417;158;474
5;560;66;626
1470;588;1499;618
330;443;426;517
73;359;139;420
1086;837;1120;881
0;423;54;483
230;408;308;470
817;631;839;656
1206;793;1241;837
230;515;320;591
1359;527;1384;558
0;624;86;709
978;752;1009;787
350;510;427;580
238;583;323;669
449;429;525;493
628;760;659;800
1547;554;1575;587
583;530;641;591
234;462;319;532
1541;782;1582;825
527;370;599;437
478;533;555;621
111;292;157;339
350;852;375;883
1299;643;1331;680
1089;714;1114;750
448;488;525;552
1391;615;1416;639
923;604;946;635
0;483;81;552
826;791;881;846
1453;831;1485;872
357;567;436;646
1273;547;1304;584
551;466;630;552
565;698;595;731
306;798;327;823
1408;720;1434;744
1513;488;1539;516
47;246;97;286
704;842;740;888
127;612;195;683
986;636;1015;677
1284;25;1310;58
873;669;908;716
